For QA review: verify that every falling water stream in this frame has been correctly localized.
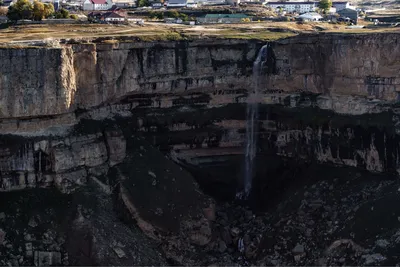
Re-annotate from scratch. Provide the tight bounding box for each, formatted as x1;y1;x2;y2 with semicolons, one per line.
238;44;270;200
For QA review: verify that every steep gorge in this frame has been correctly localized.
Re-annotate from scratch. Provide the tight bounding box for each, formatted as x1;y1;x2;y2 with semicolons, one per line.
0;32;399;197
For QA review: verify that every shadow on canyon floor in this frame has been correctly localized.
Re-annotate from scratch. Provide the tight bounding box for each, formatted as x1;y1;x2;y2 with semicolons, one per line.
195;159;400;266
0;149;400;266
184;153;333;211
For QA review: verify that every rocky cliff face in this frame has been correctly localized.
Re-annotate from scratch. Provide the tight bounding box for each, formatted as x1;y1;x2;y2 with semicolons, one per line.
0;33;400;194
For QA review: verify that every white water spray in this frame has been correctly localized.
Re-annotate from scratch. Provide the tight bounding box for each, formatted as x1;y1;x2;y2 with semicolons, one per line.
238;44;270;200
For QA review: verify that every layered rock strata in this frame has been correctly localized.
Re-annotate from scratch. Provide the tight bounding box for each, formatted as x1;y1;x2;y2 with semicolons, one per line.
0;126;126;192
0;33;399;192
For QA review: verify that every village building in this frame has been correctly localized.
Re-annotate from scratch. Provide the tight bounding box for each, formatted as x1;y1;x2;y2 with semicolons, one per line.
112;0;136;7
2;0;15;6
151;2;164;8
226;0;240;5
337;7;358;23
83;0;113;11
166;0;187;8
332;1;352;11
266;2;318;13
88;10;126;22
297;12;322;21
198;0;226;5
186;0;198;7
266;1;353;14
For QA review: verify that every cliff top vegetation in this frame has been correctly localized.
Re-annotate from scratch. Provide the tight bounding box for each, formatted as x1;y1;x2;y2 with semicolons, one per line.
0;21;399;46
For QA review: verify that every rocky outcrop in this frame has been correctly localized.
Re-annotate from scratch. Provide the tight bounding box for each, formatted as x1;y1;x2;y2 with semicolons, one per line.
270;33;400;102
0;126;126;192
0;40;256;120
112;136;215;265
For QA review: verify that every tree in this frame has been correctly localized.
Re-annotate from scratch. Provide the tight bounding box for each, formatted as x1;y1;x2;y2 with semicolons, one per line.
32;0;45;21
7;6;20;20
149;11;164;20
0;0;4;6
319;0;332;14
165;10;179;18
55;8;68;18
43;3;54;18
137;0;149;7
7;0;33;21
179;12;188;21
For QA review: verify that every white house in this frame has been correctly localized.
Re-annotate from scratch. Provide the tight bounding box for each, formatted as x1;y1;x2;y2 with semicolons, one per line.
112;0;136;7
332;1;352;11
83;0;113;11
199;0;226;5
166;0;187;7
104;12;125;21
186;0;198;7
151;2;163;7
226;0;240;5
267;1;318;13
298;11;322;21
88;11;126;22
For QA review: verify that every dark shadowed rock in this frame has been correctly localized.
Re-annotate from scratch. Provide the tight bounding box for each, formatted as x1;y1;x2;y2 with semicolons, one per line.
113;137;214;264
219;240;227;253
65;182;166;266
221;228;233;245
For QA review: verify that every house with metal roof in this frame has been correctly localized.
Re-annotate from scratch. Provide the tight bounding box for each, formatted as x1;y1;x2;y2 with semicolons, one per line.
197;13;250;23
332;1;353;11
297;12;322;21
337;8;358;24
166;0;188;8
88;11;126;22
83;0;113;11
266;2;318;13
267;1;354;14
112;0;136;8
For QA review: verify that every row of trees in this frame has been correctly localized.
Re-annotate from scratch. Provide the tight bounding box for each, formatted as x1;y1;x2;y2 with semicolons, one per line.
149;10;191;21
6;0;75;21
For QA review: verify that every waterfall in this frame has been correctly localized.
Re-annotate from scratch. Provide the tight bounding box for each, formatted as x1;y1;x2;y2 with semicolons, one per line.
239;44;270;200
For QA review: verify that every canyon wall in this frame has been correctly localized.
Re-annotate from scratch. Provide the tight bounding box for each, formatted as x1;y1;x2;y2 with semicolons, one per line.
0;32;400;192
